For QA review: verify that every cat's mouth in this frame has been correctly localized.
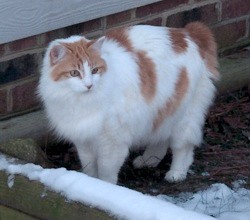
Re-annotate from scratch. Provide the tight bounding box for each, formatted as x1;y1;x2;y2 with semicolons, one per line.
82;88;93;94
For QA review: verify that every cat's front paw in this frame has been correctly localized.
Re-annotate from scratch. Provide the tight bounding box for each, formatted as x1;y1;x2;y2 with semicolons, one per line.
133;156;145;168
133;156;160;168
165;170;187;183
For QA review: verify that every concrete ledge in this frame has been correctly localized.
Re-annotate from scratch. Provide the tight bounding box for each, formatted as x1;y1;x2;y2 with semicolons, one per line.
0;111;48;145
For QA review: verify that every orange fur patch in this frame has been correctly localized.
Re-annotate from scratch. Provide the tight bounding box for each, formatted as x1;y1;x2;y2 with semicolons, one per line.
106;27;133;52
185;22;220;79
106;27;157;101
169;29;188;54
153;67;189;131
137;51;157;101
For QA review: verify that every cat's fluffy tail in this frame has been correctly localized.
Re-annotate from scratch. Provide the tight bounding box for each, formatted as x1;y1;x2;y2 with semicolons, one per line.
185;22;220;81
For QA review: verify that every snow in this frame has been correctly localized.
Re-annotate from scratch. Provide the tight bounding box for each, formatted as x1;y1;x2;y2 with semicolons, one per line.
0;153;249;220
158;182;250;220
7;174;15;188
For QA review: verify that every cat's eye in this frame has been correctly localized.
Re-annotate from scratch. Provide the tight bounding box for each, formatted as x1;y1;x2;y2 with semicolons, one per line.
92;68;99;75
69;70;80;77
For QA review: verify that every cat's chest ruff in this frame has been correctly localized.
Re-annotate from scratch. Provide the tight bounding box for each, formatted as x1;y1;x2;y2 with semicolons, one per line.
49;98;106;140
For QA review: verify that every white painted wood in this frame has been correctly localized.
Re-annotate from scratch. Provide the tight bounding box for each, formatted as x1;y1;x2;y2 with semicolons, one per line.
0;0;161;44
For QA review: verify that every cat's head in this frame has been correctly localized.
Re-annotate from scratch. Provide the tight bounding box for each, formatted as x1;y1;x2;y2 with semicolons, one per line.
44;36;106;94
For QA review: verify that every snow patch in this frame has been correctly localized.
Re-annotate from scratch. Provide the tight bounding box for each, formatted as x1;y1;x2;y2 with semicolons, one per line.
41;187;48;198
7;174;15;188
158;182;250;220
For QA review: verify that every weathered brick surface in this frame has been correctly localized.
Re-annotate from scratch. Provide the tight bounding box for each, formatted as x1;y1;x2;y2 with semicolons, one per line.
107;10;132;27
36;33;48;48
167;3;219;28
11;80;40;112
8;36;37;53
141;17;163;26
83;18;102;33
222;0;250;20
44;29;68;45
249;17;250;39
65;23;85;36
0;44;5;57
136;0;188;18
0;53;42;85
213;20;247;48
0;89;7;115
66;19;103;36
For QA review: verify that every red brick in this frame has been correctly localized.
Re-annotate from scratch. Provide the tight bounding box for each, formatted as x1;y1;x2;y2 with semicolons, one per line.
0;89;7;115
0;44;6;57
222;0;250;20
136;0;188;18
107;10;132;27
0;53;40;84
167;3;218;28
66;23;85;36
83;18;102;33
66;19;102;35
213;20;246;48
36;33;47;47
249;17;250;39
11;80;40;113
8;36;37;53
167;13;183;28
141;17;163;26
45;29;67;45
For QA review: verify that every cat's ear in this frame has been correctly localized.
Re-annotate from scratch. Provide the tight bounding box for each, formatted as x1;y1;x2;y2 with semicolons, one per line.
87;36;105;50
49;43;66;66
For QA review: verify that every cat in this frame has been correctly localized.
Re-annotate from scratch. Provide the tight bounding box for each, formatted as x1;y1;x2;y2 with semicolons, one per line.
38;22;219;184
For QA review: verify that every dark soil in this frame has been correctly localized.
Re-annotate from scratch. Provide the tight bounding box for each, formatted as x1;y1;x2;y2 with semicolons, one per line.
44;86;250;196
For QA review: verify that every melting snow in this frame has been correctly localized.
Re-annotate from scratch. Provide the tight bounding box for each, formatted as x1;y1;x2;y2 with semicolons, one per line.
7;173;15;188
158;182;250;220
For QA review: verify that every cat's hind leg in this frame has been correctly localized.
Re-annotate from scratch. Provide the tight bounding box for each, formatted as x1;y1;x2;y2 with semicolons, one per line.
165;142;195;182
165;74;215;182
133;141;168;169
165;105;203;182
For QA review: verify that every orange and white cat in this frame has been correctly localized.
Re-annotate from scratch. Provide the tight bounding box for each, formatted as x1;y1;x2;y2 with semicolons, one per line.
38;22;219;184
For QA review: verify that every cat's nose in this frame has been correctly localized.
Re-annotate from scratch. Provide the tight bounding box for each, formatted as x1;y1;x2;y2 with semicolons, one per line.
86;84;92;90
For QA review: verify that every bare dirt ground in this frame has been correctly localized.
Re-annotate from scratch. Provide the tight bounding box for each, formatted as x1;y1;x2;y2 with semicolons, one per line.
45;86;250;196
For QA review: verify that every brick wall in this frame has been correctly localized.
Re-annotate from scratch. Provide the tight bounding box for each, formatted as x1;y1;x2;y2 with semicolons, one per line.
0;0;250;120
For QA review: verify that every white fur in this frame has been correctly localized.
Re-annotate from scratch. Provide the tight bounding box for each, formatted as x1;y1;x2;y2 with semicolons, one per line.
38;25;217;184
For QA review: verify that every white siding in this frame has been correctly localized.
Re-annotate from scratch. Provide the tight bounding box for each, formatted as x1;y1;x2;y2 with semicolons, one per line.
0;0;160;44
